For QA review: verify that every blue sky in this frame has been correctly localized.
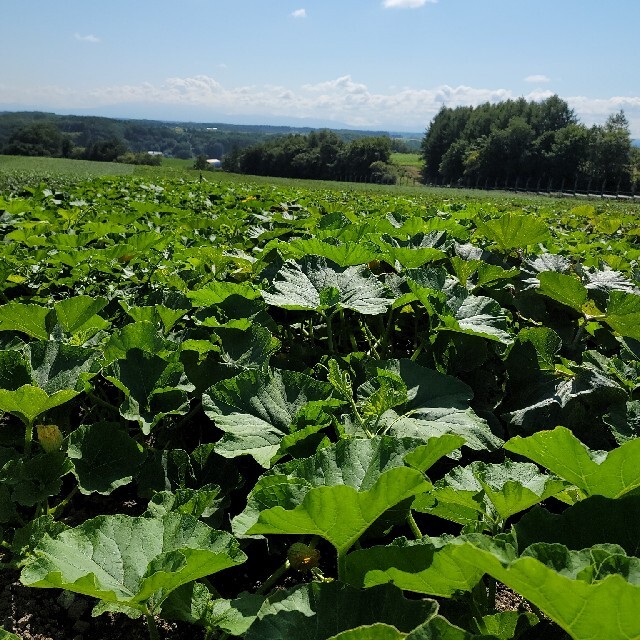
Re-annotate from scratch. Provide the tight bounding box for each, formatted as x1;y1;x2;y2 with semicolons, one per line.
2;0;639;134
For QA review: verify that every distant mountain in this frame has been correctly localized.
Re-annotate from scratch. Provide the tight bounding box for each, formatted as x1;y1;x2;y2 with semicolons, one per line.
0;104;422;139
633;139;640;147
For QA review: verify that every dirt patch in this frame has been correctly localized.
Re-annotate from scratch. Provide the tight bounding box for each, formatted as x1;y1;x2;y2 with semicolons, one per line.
0;568;200;640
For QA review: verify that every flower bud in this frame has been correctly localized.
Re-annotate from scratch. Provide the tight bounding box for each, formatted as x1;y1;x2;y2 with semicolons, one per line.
36;424;64;453
287;543;320;572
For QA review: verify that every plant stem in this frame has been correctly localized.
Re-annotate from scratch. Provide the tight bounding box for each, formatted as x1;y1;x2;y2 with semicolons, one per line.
337;551;347;582
359;319;380;358
570;320;586;350
325;311;335;353
407;512;423;539
308;317;315;347
410;340;425;362
87;391;120;415
24;420;34;455
381;311;395;357
146;614;161;640
49;487;79;518
173;401;202;432
256;560;290;596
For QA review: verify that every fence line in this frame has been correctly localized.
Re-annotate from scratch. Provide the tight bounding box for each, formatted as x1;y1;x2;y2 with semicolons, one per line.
421;175;640;202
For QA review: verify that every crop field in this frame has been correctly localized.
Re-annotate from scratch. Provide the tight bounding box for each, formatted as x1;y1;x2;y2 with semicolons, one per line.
1;170;640;639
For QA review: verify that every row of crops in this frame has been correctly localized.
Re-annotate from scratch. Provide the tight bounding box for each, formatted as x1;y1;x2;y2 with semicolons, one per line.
1;176;640;639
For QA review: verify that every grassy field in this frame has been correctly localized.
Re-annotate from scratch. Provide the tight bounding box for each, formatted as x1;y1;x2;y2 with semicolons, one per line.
0;155;136;177
390;152;423;168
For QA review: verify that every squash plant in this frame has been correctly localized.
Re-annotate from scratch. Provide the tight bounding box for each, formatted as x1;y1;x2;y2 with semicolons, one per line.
0;175;638;639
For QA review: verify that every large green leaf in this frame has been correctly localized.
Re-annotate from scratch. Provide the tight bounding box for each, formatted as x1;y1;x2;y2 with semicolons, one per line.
441;295;512;344
345;536;484;596
20;513;246;616
247;466;429;556
369;360;501;451
471;460;568;521
504;426;640;498
327;625;405;640
412;460;566;527
262;256;392;314
0;350;31;391
383;246;446;269
187;281;261;307
537;271;588;312
121;303;188;334
233;436;447;537
1;450;72;507
101;322;174;365
53;295;109;335
605;291;640;340
212;324;280;369
26;341;101;393
244;582;438;640
0;385;78;425
67;422;146;495
476;213;549;251
0;302;51;340
105;348;194;434
326;618;499;640
203;368;334;467
161;582;265;634
449;536;640;640
144;485;223;523
514;495;640;556
287;238;380;267
502;366;626;433
506;327;561;385
604;400;640;444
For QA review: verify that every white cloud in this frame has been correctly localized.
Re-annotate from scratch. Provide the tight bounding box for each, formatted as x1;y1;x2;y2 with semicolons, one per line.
291;8;307;18
303;75;369;95
74;33;100;43
524;74;551;83
383;0;436;8
3;75;640;136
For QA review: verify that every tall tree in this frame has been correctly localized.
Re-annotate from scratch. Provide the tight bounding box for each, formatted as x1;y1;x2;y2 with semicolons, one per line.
588;111;632;190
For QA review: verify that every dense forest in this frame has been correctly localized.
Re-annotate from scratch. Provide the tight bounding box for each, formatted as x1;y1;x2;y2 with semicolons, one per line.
421;95;639;192
0;111;416;164
222;129;399;183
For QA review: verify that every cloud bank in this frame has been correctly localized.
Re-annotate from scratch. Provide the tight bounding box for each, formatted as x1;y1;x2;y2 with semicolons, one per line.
291;9;306;18
2;74;639;135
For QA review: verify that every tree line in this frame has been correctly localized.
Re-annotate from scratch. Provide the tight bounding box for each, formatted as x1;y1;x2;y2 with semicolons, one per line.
0;112;413;165
421;96;639;192
222;129;398;183
0;113;270;162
